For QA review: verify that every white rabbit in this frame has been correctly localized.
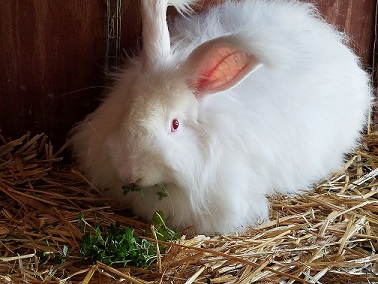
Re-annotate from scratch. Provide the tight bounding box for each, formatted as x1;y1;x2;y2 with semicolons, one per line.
71;0;372;234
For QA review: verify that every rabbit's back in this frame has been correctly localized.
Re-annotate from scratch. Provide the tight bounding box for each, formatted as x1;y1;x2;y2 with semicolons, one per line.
171;0;371;194
172;1;337;63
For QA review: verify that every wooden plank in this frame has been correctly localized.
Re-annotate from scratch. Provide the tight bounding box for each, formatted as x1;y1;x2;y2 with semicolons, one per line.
316;0;376;68
0;0;106;145
0;0;376;146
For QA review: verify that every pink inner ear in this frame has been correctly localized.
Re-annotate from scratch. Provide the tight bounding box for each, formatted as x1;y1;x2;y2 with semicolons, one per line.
192;47;259;96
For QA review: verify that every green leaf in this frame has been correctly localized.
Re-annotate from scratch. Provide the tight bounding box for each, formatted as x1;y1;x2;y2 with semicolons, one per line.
78;212;85;223
156;184;168;200
151;211;166;227
122;185;144;197
146;211;181;248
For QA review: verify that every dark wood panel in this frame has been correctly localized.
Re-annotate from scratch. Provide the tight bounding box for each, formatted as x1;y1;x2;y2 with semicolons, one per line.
316;0;376;69
121;0;142;58
0;0;376;147
376;23;378;85
0;0;106;145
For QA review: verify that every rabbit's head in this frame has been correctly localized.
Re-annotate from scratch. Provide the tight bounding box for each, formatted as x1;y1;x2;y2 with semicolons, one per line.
74;0;262;195
105;0;262;190
104;70;199;188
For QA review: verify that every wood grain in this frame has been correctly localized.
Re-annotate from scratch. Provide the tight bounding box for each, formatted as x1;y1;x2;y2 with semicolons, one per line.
0;0;376;146
0;0;106;145
316;0;376;69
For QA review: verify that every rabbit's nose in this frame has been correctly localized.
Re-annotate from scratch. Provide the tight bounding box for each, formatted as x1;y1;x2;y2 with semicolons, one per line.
118;160;142;185
120;173;141;185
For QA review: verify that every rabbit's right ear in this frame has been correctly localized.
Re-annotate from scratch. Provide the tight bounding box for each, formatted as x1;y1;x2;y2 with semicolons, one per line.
185;36;262;98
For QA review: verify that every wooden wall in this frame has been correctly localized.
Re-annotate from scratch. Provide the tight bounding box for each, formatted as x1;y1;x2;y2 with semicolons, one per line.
316;0;376;69
1;1;102;146
0;0;377;147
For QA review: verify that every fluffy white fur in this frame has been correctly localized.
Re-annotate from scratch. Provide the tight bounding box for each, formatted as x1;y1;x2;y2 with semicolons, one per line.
70;0;372;234
168;0;195;14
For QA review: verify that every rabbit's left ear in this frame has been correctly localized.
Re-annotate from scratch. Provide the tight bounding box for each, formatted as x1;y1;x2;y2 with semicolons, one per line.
185;36;262;97
141;0;194;72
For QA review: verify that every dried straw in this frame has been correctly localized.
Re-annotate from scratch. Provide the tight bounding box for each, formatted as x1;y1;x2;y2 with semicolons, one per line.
0;132;377;283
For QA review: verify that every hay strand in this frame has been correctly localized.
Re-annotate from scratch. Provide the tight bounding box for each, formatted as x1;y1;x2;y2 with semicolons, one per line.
0;132;377;283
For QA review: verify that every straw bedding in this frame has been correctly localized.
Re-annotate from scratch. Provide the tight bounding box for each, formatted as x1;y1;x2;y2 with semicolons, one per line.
0;132;377;283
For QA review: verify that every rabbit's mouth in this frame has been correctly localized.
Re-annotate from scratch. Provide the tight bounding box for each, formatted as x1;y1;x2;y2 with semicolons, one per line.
122;183;168;201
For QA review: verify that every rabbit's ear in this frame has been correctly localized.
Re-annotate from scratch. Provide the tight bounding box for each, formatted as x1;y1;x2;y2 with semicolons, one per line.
141;0;194;72
141;0;171;72
186;36;262;97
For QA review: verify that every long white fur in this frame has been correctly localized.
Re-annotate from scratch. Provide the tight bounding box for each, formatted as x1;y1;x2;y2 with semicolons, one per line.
141;0;171;71
71;0;372;234
141;0;194;71
168;0;196;14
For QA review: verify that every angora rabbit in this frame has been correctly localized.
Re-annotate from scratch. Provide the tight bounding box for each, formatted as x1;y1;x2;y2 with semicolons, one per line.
71;0;372;234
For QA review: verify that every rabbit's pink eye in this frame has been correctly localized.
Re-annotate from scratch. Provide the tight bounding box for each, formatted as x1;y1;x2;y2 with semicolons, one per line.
171;119;179;132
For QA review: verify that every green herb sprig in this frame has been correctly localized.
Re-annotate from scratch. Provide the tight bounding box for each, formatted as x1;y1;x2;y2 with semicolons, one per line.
80;223;156;268
78;211;179;269
122;183;169;200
